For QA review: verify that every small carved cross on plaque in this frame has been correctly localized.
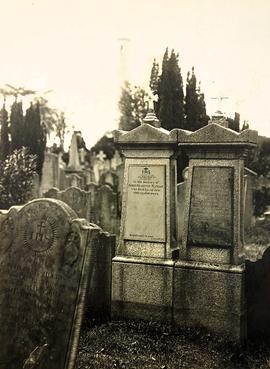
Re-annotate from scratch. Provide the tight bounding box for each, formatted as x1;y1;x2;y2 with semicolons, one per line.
33;221;46;241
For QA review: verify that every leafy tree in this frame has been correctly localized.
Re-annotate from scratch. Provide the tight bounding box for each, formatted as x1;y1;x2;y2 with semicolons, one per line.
119;82;149;131
0;147;37;209
0;103;10;161
10;100;24;151
24;102;47;178
155;49;185;130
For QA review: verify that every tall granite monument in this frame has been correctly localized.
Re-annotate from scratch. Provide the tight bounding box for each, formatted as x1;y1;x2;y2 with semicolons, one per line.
173;118;258;341
112;110;179;321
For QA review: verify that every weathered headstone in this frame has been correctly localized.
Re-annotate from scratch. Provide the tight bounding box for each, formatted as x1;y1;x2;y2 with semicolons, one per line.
87;230;116;322
0;198;96;369
44;186;92;222
44;185;120;236
188;166;234;247
65;173;84;189
97;184;119;235
42;187;116;321
60;186;92;220
43;187;59;199
173;121;258;342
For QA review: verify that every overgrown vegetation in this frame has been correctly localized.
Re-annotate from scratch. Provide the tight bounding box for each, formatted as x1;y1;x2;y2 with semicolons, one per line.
0;148;37;209
77;319;270;369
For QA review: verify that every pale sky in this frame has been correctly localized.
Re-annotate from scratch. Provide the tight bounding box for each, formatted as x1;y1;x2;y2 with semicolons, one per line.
0;0;270;148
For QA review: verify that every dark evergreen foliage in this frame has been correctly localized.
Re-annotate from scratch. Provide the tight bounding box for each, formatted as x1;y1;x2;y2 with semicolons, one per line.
227;113;240;132
155;49;185;130
10;100;24;151
0;104;10;161
24;102;47;178
149;58;159;96
185;68;209;131
0;148;37;209
91;134;116;160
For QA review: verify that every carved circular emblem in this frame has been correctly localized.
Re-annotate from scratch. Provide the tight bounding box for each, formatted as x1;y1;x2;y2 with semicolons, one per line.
24;217;56;252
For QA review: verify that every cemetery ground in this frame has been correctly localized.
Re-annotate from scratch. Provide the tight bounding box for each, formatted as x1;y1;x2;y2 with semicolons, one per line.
76;218;270;369
77;319;270;369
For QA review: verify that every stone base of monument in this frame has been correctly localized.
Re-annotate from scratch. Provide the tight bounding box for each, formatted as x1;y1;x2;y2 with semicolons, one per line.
112;256;174;322
173;260;246;343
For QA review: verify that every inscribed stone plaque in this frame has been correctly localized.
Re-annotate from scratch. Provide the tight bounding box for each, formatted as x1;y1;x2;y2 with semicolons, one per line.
0;199;92;369
188;167;233;246
124;165;166;242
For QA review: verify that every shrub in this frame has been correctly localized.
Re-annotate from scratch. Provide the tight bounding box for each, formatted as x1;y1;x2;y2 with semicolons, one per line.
0;147;37;209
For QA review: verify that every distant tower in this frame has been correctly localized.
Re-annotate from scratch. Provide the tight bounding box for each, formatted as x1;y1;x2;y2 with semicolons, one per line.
118;38;130;86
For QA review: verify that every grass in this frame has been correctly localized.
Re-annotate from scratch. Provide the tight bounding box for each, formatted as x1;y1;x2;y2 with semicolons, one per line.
76;319;270;369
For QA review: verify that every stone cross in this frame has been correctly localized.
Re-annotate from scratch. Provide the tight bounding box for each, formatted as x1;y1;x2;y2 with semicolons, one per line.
97;150;106;162
210;95;229;114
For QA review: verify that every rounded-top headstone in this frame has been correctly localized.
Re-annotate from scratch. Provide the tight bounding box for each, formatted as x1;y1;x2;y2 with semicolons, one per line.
0;198;90;369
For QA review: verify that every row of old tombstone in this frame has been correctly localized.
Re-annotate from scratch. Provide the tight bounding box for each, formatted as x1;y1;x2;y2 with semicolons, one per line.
43;183;120;237
0;195;115;368
0;110;266;368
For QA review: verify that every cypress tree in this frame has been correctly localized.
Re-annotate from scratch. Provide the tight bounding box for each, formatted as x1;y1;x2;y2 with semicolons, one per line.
185;68;197;130
156;49;185;130
185;68;208;131
24;102;46;178
228;112;240;132
24;102;35;149
0;102;10;161
149;58;159;96
196;86;209;128
10;100;24;151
